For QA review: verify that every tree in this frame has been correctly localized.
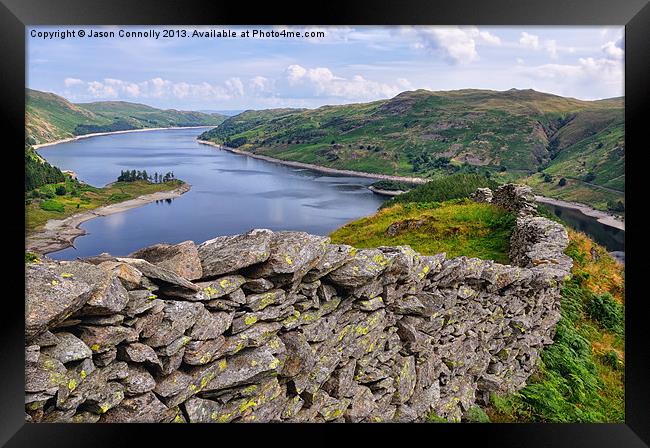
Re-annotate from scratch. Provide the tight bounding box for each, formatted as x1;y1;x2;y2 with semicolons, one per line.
154;173;158;183
543;173;553;183
584;172;596;182
558;177;567;186
55;185;66;196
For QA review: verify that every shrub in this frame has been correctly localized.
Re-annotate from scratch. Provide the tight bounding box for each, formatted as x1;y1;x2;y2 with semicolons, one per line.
381;174;498;209
558;177;567;187
40;199;64;213
25;252;40;264
543;173;553;183
55;185;66;196
586;292;624;335
607;200;625;212
584;172;596;182
465;405;491;423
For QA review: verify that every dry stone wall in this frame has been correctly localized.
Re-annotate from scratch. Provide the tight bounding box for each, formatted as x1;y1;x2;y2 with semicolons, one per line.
25;184;571;423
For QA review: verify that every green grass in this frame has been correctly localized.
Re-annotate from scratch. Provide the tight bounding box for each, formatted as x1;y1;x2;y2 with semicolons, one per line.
486;229;625;423
26;179;184;232
330;199;516;264
381;173;498;208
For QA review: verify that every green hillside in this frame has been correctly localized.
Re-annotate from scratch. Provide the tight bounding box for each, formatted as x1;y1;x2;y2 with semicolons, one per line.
25;88;227;145
200;88;624;210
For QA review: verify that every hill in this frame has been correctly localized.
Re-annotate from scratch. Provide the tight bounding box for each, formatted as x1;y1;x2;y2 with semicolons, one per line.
199;88;624;211
25;89;227;145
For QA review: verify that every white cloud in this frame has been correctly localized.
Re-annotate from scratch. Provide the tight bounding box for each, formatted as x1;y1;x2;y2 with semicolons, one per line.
65;77;245;102
284;64;407;100
602;38;624;59
545;40;558;59
519;32;540;49
63;77;83;87
403;26;501;64
248;76;274;95
519;57;623;98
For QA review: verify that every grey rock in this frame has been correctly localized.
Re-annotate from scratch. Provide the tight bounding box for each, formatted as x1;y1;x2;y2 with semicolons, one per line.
42;332;92;364
116;257;199;291
100;392;168;423
129;240;203;280
197;229;273;278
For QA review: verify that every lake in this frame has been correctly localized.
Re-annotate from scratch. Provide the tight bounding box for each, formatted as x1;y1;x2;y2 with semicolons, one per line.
38;128;386;259
538;203;624;253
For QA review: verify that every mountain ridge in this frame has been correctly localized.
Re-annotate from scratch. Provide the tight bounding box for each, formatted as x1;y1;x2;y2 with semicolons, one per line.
25;88;226;146
199;88;624;211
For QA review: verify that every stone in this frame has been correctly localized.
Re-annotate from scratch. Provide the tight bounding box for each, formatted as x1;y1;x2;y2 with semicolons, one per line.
246;289;286;312
116;257;199;291
243;278;274;293
97;261;143;290
183;336;225;365
470;187;493;203
183;397;222;423
279;332;315;378
78;325;134;354
121;365;156;396
143;301;203;347
129;240;203;280
327;249;393;288
246;231;329;279
100;392;168;423
204;345;282;392
79;275;129;316
117;343;162;368
304;244;356;282
25;260;106;340
197;229;273;278
24;190;571;423
189;308;233;340
42;332;92;364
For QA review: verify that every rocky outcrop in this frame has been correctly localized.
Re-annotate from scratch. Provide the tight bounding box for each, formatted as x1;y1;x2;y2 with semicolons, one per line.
24;185;571;423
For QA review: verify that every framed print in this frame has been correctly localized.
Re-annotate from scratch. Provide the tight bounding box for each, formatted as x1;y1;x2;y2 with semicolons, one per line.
1;0;648;445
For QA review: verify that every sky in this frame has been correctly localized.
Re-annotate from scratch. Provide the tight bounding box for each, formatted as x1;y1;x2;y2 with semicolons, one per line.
27;26;624;111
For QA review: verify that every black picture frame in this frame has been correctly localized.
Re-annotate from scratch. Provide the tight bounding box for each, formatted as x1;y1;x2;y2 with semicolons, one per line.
2;0;648;445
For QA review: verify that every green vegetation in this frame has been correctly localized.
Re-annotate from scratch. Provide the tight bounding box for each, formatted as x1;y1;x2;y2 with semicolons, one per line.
370;180;418;192
25;147;66;191
331;199;515;263
487;229;624;423
25;88;226;145
117;169;176;183
26;177;185;232
200;88;623;211
381;173;497;208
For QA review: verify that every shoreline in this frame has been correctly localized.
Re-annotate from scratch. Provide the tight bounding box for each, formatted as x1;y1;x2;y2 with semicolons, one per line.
26;182;192;255
33;126;216;150
535;195;625;231
197;140;430;184
198;140;625;232
368;186;406;197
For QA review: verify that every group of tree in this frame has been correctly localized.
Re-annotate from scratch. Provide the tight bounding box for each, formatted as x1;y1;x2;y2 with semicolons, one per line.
117;169;176;183
25;147;65;191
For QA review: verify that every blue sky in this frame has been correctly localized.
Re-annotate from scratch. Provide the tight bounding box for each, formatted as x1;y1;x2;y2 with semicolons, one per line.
27;26;624;110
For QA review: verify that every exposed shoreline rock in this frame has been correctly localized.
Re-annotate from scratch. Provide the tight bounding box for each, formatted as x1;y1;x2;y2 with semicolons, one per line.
25;184;571;423
25;182;191;256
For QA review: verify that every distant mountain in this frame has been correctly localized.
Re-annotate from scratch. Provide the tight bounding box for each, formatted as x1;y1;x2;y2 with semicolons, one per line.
198;109;246;116
199;88;624;210
25;89;227;145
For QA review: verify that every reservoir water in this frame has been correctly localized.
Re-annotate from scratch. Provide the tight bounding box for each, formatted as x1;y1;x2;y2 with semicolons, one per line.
36;127;624;261
38;128;386;259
